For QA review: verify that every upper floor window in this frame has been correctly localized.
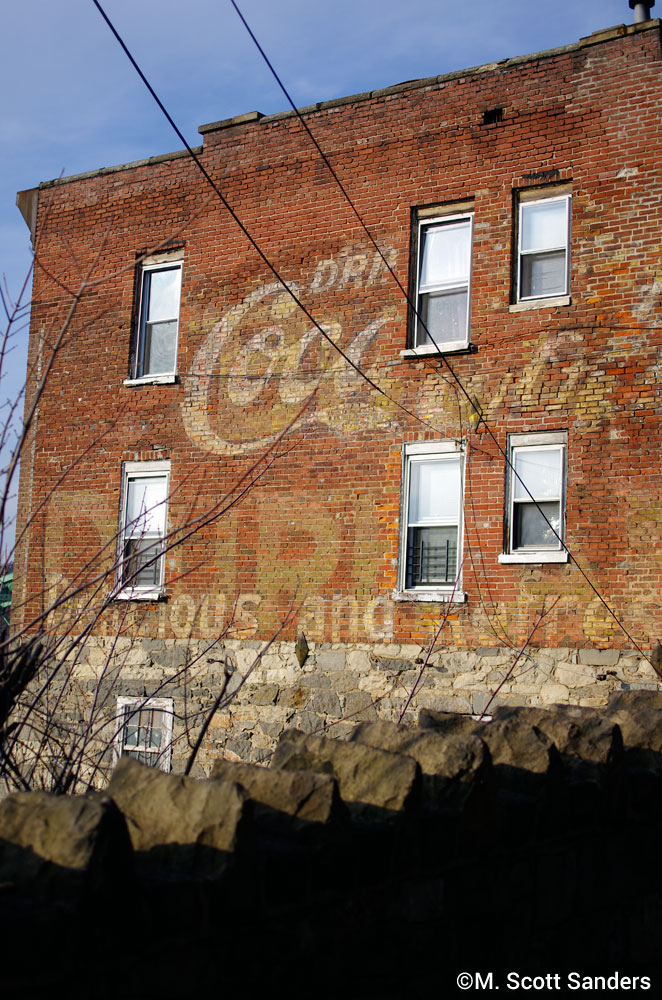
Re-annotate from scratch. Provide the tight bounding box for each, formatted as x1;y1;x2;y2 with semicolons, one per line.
500;432;568;564
131;258;182;381
412;211;473;352
516;194;571;302
117;461;170;599
399;442;464;595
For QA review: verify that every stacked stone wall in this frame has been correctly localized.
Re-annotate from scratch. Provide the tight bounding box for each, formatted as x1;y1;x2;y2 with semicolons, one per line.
54;635;660;775
2;691;662;995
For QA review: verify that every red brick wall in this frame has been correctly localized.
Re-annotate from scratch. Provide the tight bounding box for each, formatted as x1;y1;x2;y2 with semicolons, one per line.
14;22;662;653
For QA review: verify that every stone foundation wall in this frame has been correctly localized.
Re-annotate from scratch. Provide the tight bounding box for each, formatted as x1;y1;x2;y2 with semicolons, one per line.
63;635;660;777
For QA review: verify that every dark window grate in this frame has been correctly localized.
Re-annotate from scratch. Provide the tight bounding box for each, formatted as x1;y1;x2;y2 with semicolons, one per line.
406;538;457;588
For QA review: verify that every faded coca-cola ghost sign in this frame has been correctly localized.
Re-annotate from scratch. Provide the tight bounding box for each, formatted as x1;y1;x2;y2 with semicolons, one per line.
183;247;400;455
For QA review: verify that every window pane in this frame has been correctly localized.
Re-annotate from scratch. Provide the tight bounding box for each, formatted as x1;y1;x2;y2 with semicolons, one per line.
513;448;561;500
145;320;177;374
124;724;139;748
418;289;468;346
409;458;460;523
521;200;567;252
126;477;167;535
119;700;171;769
513;501;560;548
123;538;162;587
520;250;566;298
148;711;163;750
419;220;471;289
406;526;458;586
146;267;181;323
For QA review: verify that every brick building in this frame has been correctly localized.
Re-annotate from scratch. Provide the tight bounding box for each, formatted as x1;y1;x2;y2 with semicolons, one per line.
13;15;662;774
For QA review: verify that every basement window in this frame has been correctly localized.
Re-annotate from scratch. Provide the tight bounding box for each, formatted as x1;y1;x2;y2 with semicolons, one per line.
116;461;170;599
129;256;182;382
115;697;173;771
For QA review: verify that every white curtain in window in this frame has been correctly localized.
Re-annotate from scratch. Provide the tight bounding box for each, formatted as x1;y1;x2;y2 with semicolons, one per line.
409;458;460;523
420;221;471;290
513;449;561;500
126;477;167;535
521;200;566;252
147;267;182;322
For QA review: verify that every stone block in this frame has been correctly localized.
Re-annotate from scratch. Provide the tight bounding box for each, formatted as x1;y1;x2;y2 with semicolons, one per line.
108;757;248;878
606;690;662;751
577;649;620;667
492;704;623;764
369;653;413;673
300;673;332;689
0;790;132;898
151;646;188;670
139;639;167;654
271;729;418;819
343;690;379;720
292;711;322;734
412;692;472;715
310;690;342;716
346;649;371;672
420;709;558;781
211;758;339;827
350;720;489;781
473;692;500;716
540;683;570;704
555;661;594;688
316;649;346;671
259;721;285;738
249;684;280;706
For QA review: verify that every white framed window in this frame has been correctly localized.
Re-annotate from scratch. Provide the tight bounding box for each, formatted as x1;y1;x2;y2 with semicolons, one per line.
500;432;568;564
117;461;170;599
517;194;571;302
115;697;173;772
412;213;473;352
398;442;464;597
131;257;182;380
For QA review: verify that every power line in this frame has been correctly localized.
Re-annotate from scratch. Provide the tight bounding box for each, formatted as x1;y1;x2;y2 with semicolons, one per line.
90;0;444;440
228;0;651;661
91;0;649;662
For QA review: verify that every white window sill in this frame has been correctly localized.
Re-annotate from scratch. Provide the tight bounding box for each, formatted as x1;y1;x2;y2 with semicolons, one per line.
114;588;166;601
498;551;568;564
509;295;570;313
401;342;470;358
123;374;178;387
392;589;467;603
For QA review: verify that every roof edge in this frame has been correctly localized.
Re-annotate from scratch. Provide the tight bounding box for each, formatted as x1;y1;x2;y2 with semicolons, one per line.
200;19;659;132
21;18;660;192
36;145;203;191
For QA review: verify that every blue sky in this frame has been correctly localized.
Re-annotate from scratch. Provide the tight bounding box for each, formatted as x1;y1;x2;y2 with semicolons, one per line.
0;0;635;546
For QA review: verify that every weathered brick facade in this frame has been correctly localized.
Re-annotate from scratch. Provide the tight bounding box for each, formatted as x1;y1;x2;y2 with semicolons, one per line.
13;19;662;771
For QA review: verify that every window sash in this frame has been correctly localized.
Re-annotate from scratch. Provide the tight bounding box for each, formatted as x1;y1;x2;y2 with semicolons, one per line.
135;263;182;378
517;195;570;301
415;215;472;348
402;451;463;590
116;699;173;771
120;469;169;593
509;444;565;552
